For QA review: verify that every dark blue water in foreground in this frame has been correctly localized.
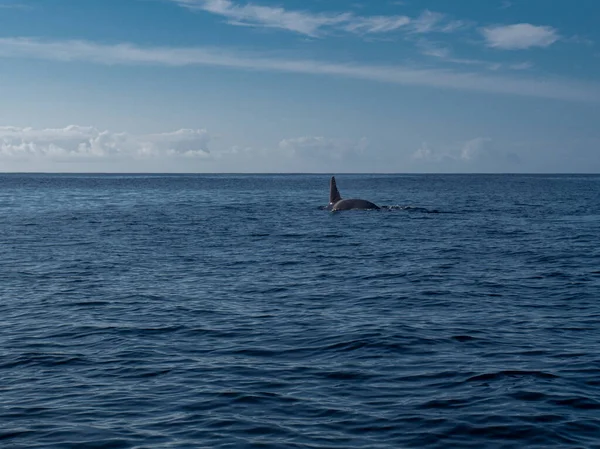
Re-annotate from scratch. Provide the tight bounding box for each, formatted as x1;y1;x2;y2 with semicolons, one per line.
1;174;600;448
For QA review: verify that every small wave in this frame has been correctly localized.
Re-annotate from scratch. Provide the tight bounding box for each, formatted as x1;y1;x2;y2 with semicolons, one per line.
451;335;477;342
510;390;548;401
1;353;88;369
319;370;374;381
420;398;471;409
319;205;440;213
551;396;600;410
322;340;369;352
232;348;279;358
467;370;559;382
380;205;440;213
0;429;34;441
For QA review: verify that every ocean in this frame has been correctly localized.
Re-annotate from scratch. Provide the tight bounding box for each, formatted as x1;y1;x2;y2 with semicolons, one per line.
1;173;599;448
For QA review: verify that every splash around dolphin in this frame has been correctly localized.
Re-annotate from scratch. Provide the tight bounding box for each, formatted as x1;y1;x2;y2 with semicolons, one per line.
325;176;380;211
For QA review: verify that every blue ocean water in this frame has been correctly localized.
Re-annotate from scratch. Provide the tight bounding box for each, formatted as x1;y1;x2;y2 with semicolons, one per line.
1;173;600;448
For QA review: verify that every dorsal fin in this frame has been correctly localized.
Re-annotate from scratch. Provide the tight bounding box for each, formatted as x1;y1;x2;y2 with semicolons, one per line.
329;176;342;204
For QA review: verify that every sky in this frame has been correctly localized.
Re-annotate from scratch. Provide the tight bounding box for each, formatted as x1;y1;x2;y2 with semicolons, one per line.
0;0;599;173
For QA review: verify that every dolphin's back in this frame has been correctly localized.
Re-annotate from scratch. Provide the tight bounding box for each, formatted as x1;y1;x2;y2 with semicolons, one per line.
332;199;380;211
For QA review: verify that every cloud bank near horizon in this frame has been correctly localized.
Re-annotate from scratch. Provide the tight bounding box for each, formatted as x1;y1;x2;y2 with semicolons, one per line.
0;126;210;161
0;125;377;172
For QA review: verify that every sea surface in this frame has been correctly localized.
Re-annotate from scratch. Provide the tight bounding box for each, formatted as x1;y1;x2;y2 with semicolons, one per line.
1;173;600;449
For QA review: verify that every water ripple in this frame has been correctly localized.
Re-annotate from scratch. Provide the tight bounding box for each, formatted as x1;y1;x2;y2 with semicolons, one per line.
1;174;599;448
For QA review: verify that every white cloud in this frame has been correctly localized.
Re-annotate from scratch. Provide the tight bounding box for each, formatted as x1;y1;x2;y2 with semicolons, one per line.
459;137;492;160
482;23;559;50
0;126;210;160
0;37;598;103
412;137;521;170
412;143;440;162
459;137;521;168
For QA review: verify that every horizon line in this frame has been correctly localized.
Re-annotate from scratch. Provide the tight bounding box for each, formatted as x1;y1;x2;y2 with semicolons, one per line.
1;172;598;176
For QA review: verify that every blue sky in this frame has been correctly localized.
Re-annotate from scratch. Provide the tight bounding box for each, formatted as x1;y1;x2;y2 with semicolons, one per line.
0;0;599;172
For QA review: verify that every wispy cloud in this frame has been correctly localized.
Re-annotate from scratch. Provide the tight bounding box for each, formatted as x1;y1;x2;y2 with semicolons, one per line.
409;10;465;34
0;37;598;102
509;61;533;70
0;125;210;159
0;2;32;10
417;38;534;71
173;0;350;37
563;35;594;45
170;0;467;37
417;39;482;66
482;23;559;50
343;15;411;34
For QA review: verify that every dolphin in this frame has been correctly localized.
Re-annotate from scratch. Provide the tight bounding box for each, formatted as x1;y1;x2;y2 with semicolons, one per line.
326;176;380;211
